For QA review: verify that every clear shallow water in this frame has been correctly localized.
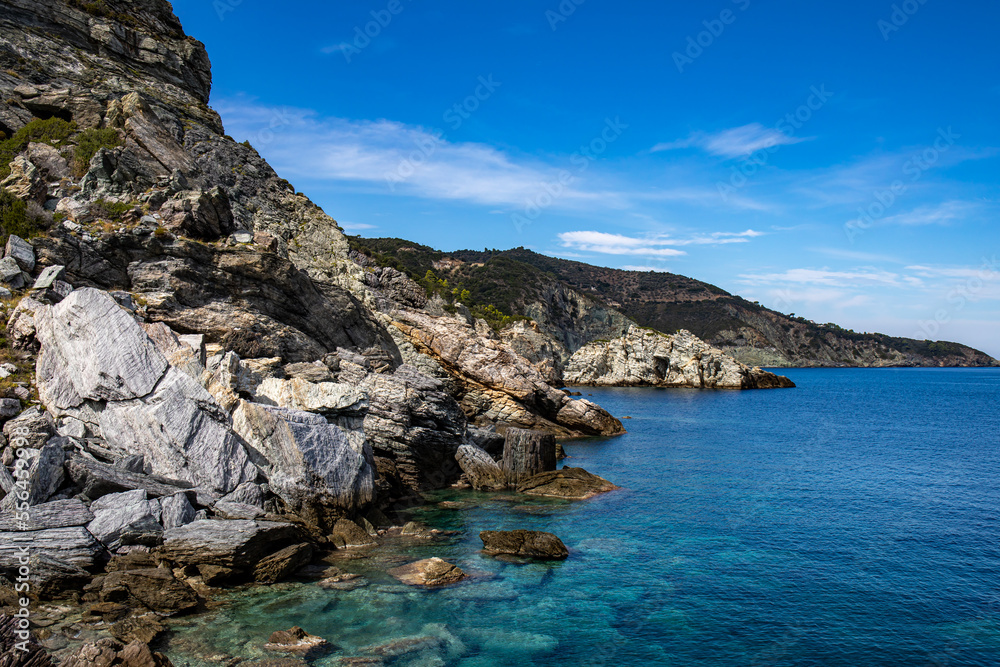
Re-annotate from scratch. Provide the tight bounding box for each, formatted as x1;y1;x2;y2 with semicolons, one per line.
166;368;1000;666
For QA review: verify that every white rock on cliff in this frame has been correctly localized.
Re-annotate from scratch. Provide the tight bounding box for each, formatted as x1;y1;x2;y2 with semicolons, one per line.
33;288;258;494
231;401;375;529
564;327;795;389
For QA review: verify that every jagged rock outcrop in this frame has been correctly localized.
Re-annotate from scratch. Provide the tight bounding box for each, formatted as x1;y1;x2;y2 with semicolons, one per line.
231;401;375;530
34;288;258;494
392;310;624;437
565;327;795;389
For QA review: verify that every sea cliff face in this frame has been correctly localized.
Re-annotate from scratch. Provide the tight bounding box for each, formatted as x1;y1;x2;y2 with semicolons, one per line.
0;1;632;642
564;326;795;389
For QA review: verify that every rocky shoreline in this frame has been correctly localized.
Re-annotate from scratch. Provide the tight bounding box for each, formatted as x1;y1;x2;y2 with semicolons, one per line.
0;1;801;664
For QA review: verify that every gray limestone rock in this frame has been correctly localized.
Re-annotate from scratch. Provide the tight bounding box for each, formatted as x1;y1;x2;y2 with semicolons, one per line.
159;519;301;569
35;288;169;408
98;367;257;495
4;234;36;272
232;401;374;530
66;454;194;500
87;489;163;551
0;498;93;531
0;526;103;569
160;492;196;529
0;257;24;288
3;407;56;448
33;264;66;290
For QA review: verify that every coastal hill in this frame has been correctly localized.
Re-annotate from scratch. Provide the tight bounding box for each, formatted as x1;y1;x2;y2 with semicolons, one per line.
349;238;998;369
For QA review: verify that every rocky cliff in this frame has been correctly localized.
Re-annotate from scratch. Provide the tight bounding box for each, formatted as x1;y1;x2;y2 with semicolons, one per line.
0;0;632;620
564;326;795;389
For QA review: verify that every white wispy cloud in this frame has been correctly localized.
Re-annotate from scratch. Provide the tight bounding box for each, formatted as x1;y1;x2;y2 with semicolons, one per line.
339;221;377;231
738;267;911;288
557;229;762;257
809;247;903;263
880;200;979;226
214;98;625;211
621;265;670;272
651;123;809;158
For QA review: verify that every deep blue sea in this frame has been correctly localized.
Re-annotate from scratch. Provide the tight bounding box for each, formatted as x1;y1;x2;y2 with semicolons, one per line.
167;368;1000;666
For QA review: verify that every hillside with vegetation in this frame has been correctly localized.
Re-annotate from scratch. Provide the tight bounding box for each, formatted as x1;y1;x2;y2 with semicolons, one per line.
349;238;998;368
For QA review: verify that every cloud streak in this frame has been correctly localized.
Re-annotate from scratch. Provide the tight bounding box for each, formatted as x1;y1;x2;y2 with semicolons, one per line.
652;123;809;158
558;229;763;257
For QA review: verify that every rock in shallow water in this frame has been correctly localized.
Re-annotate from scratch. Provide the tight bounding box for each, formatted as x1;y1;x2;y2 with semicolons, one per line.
388;557;466;587
515;467;619;500
479;529;569;560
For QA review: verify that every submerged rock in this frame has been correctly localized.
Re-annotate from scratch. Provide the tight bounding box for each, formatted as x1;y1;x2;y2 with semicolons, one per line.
387;557;466;587
480;529;569;560
516;467;619;500
264;626;331;657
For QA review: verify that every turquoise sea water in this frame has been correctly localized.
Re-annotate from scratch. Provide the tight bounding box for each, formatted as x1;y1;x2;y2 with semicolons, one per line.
166;368;1000;666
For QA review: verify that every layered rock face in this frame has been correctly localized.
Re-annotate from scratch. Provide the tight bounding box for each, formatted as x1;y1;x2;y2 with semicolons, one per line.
392;310;624;437
565;327;795;389
0;0;621;440
35;288;258;494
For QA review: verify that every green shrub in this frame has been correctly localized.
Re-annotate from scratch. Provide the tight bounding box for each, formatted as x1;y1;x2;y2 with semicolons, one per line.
0;117;76;180
91;198;132;221
0;189;40;247
73;127;121;177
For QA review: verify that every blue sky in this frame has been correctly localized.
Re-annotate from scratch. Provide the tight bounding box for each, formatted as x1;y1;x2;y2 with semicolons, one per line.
171;0;1000;357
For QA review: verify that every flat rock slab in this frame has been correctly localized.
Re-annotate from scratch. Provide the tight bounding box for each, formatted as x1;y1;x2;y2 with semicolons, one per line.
0;498;94;531
480;529;569;560
159;519;301;569
67;455;194;500
0;526;103;568
516;467;619;500
387;557;466;587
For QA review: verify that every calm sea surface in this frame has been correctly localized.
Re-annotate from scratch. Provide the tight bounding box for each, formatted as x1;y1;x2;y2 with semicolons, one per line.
167;368;1000;666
